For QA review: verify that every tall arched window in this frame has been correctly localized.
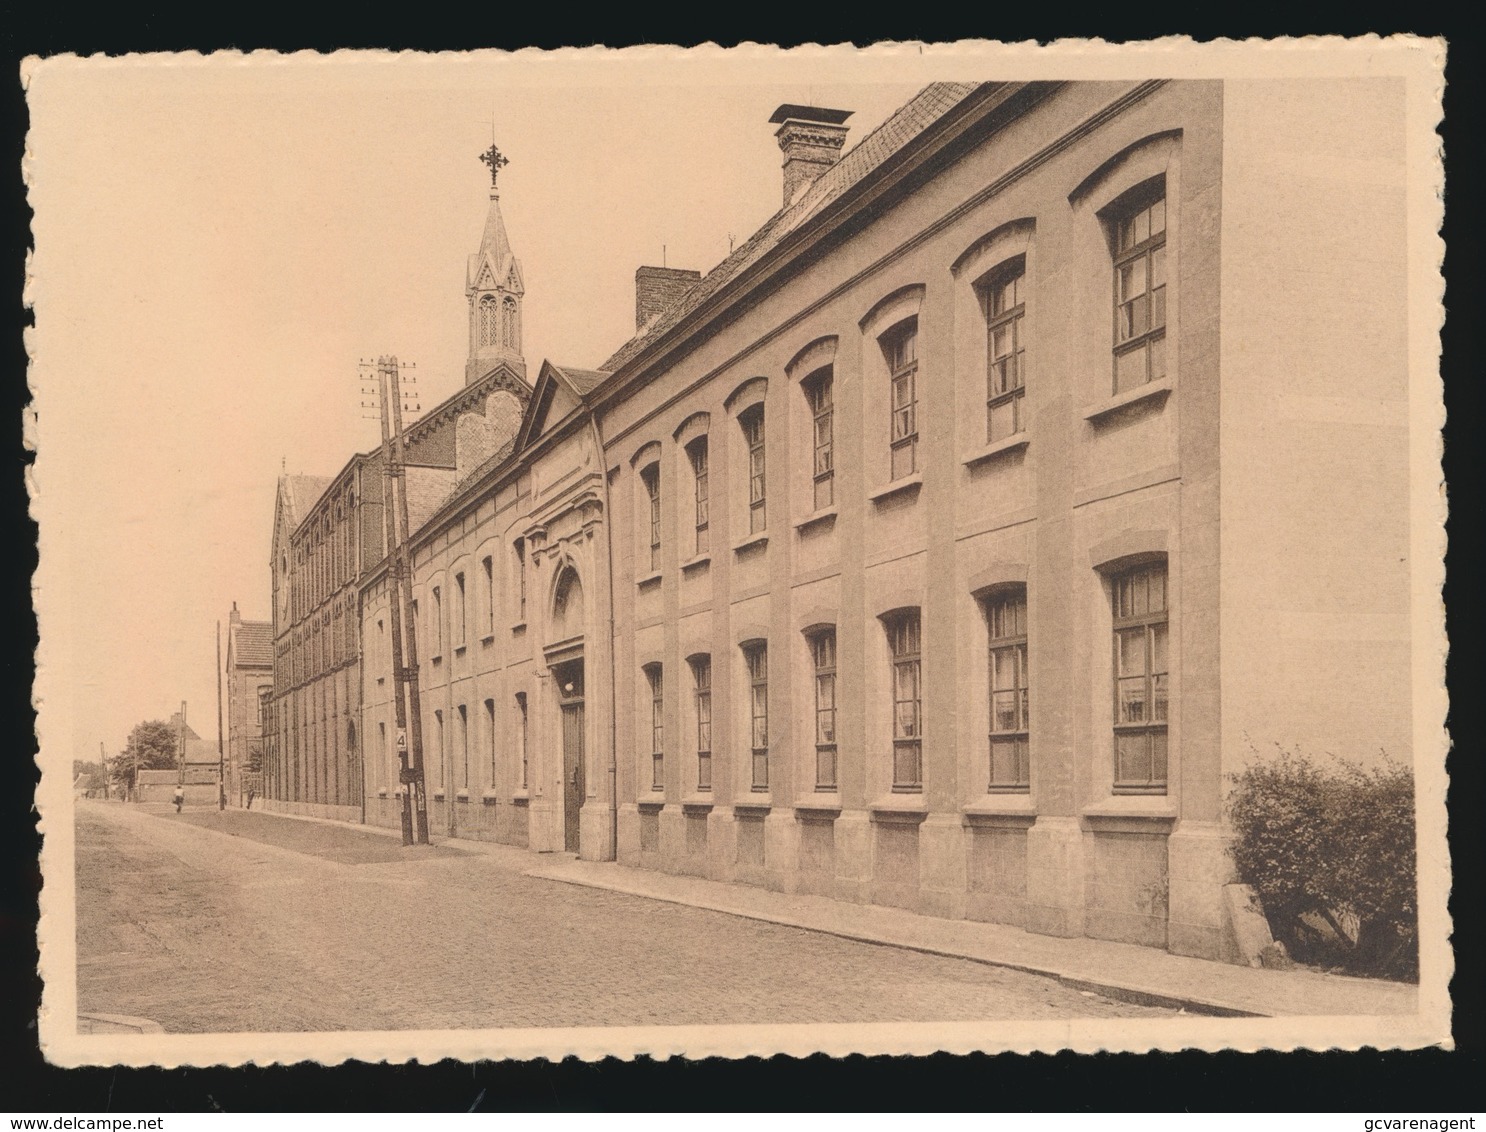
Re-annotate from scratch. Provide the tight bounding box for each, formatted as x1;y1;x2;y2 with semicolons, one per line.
501;296;519;351
479;295;498;347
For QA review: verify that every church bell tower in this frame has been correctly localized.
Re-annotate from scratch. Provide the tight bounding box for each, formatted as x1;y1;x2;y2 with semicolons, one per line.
465;141;527;385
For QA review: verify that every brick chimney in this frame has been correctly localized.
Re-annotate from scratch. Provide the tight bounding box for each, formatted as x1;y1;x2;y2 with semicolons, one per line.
229;601;241;627
635;265;702;331
770;104;853;208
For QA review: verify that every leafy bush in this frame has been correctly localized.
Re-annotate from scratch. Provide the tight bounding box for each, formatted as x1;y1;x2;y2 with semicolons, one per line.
1227;746;1417;981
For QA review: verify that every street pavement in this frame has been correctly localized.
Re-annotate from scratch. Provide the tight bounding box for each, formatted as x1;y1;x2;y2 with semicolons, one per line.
74;801;1176;1033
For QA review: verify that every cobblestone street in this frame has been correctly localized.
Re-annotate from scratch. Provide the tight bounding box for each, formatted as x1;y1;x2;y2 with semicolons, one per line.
74;801;1176;1033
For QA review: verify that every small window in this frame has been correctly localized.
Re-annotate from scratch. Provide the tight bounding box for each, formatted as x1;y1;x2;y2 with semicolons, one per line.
434;709;445;790
457;703;469;789
515;692;529;790
1112;562;1169;793
484;698;497;786
1111;187;1168;394
985;589;1029;792
886;610;923;793
644;664;664;791
805;368;834;511
482;556;494;634
743;642;769;791
740;405;766;535
686;437;710;556
479;294;498;347
690;656;712;791
501;295;519;351
882;320;919;479
983;257;1027;443
454;573;466;647
514;538;527;622
810;630;838;791
640;463;662;573
432;586;443;656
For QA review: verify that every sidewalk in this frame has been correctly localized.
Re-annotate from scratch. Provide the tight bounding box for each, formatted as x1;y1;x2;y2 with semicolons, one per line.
521;856;1419;1020
146;802;1418;1020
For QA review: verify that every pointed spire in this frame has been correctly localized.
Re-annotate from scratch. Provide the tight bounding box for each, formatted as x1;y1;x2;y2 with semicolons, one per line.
465;138;526;385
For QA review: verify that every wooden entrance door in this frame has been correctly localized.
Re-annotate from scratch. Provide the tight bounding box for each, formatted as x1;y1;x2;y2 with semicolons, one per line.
561;700;585;852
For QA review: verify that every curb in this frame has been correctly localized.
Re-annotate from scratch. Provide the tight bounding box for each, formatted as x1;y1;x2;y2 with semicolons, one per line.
525;865;1263;1019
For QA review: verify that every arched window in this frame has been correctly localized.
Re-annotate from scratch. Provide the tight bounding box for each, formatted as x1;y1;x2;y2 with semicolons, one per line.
552;565;584;639
501;296;519;351
478;295;497;347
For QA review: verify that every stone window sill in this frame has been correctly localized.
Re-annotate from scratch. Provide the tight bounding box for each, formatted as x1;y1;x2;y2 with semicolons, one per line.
430;654;443;666
680;553;711;573
793;507;838;533
1081;797;1177;833
1083;378;1172;423
962;794;1036;827
376;677;385;686
734;793;772;814
454;645;467;657
636;569;663;590
432;789;446;802
455;789;471;803
377;787;389;798
732;532;769;555
867;473;924;505
962;434;1030;468
869;794;927;824
510;621;527;635
681;794;714;813
480;634;495;646
480;790;501;806
795;793;842;818
511;790;530;805
637;797;666;811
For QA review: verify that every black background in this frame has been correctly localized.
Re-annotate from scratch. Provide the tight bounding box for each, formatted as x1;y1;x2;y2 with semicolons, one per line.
2;9;1479;1112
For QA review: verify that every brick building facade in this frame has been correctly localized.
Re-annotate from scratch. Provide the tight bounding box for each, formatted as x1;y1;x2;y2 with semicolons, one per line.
334;79;1409;963
223;603;272;804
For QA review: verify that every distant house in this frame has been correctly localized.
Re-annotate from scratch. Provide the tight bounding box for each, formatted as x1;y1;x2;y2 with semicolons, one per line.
225;603;273;805
135;713;221;804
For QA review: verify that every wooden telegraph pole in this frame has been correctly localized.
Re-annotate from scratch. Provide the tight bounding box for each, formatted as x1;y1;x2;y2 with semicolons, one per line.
217;621;226;810
375;355;429;844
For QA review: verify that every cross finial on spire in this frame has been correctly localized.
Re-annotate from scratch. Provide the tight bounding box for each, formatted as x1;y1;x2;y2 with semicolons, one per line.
479;142;509;190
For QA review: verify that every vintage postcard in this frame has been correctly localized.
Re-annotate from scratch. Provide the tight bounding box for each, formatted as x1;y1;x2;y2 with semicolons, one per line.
25;37;1449;1067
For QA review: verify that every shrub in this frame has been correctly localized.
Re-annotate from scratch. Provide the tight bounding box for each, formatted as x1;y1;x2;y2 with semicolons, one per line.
1227;746;1417;981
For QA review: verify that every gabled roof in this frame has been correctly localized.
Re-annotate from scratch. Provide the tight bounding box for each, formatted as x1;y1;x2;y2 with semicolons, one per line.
230;620;273;670
283;475;334;526
600;82;982;375
512;360;613;454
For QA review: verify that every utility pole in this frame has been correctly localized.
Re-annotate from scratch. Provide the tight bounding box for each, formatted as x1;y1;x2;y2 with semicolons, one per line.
98;740;106;800
217;621;226;810
375;355;429;844
374;358;415;845
177;700;187;786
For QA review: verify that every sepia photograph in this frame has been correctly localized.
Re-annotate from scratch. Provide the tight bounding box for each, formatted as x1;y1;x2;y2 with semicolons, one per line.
24;38;1450;1067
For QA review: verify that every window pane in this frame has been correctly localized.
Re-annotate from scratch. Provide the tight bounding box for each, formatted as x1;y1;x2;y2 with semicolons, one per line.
1120;256;1147;302
1153;673;1169;723
1116;731;1151;785
1151;245;1166;289
1118;676;1149;723
1151;621;1169;672
991;690;1021;733
814;475;833;511
891;438;916;480
988;395;1020;442
1150;196;1166;236
1116;627;1147;677
1148;335;1166;383
1114;344;1149;393
816;746;837;791
1151;730;1168;784
894;742;921;789
1151;283;1166;332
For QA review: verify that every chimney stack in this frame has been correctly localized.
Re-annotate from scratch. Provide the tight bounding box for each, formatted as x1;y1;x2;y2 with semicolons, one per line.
770;104;853;208
229;601;240;626
634;265;702;331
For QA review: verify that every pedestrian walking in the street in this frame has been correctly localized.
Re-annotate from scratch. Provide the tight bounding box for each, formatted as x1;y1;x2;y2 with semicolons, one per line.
173;785;184;813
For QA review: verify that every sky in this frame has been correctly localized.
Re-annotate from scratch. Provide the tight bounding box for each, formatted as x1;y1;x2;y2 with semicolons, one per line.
27;48;955;763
